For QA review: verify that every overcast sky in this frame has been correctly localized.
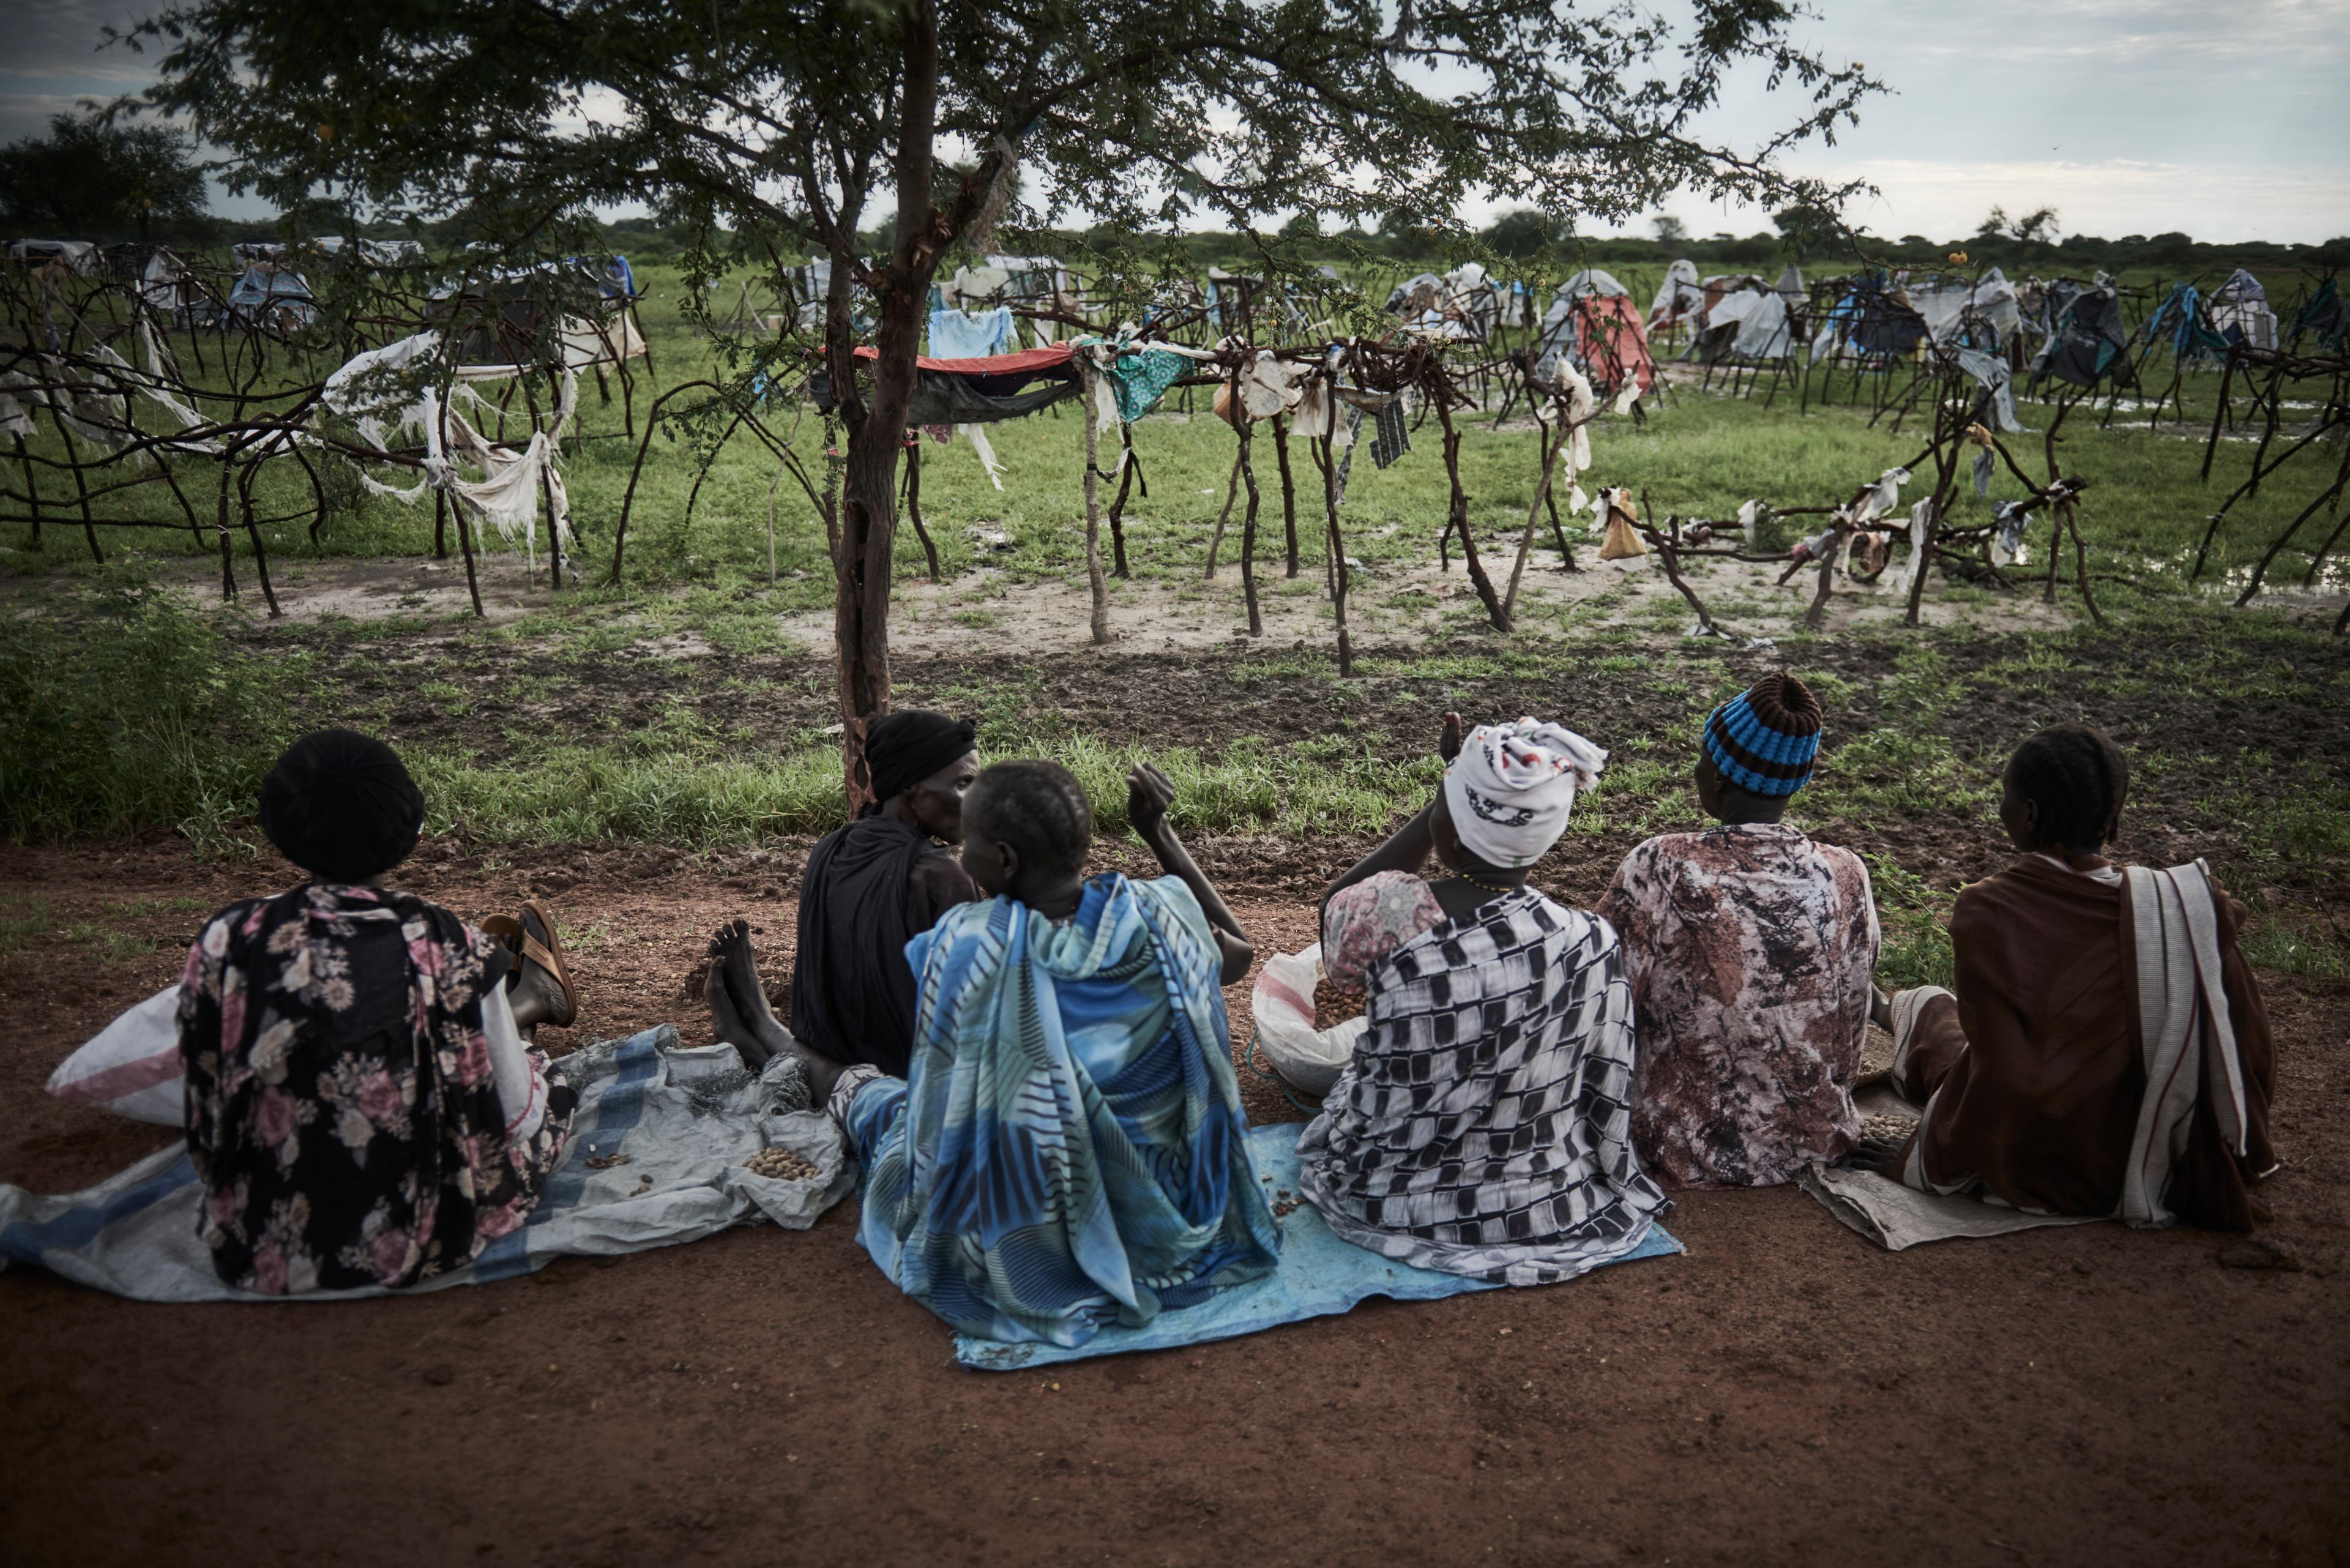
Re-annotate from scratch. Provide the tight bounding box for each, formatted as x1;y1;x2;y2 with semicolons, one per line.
7;0;2346;243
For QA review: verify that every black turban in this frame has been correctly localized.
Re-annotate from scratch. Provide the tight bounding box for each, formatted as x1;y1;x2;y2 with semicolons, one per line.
259;729;425;883
863;710;977;808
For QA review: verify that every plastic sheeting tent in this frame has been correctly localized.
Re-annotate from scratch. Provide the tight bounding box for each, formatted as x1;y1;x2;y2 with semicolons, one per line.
6;239;98;274
429;256;646;368
1906;269;2023;352
2029;278;2134;389
225;258;318;329
1679;274;1798;363
1534;270;1655;395
2144;281;2230;364
1387;262;1505;342
1810;274;1929;365
2208;269;2278;351
1648;258;1703;333
2289;276;2348;353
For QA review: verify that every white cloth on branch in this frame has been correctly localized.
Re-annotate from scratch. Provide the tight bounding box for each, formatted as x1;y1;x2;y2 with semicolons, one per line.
323;330;579;560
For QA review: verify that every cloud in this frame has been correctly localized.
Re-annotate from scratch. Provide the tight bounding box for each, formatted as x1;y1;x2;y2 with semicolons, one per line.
5;0;2344;241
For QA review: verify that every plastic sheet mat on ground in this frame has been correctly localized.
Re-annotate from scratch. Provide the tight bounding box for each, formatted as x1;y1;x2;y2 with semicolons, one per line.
1796;1082;2098;1250
0;1027;852;1302
953;1123;1684;1370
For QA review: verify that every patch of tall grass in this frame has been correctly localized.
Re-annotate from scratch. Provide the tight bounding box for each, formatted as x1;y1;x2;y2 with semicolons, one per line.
0;583;316;842
407;728;1445;849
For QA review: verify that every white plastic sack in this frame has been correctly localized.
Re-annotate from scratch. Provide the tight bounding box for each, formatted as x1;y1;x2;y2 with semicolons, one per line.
46;985;184;1126
4;1028;852;1302
1248;944;1362;1100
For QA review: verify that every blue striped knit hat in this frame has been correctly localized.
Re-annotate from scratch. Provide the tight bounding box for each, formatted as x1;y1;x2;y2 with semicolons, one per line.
1704;673;1824;797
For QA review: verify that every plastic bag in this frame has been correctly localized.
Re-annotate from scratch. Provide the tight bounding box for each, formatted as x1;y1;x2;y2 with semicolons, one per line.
1248;944;1363;1100
47;984;184;1126
1597;499;1647;561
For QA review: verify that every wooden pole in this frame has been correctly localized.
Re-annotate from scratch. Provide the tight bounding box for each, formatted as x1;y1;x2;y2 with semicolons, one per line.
520;374;561;590
902;437;941;580
1311;433;1352;674
1203;449;1240;580
213;456;236;602
1081;366;1111;645
1502;401;1574;625
1272;413;1300;577
234;457;283;618
12;433;38;549
1236;414;1263;637
54;424;103;564
1434;395;1505;629
1106;422;1136;578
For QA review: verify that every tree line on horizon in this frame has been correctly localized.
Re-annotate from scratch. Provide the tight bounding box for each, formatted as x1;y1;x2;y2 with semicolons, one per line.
4;110;2342;281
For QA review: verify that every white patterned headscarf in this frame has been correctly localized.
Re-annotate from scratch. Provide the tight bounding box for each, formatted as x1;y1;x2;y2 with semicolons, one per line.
1441;718;1608;870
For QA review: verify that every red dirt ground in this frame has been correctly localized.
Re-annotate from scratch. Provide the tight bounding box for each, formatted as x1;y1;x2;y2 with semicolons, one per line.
3;838;2346;1567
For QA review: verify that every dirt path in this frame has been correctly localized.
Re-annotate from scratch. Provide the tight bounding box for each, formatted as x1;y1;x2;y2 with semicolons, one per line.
4;840;2346;1567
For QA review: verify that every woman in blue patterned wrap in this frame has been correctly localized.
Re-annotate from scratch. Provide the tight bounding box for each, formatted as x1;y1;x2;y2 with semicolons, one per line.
707;760;1278;1347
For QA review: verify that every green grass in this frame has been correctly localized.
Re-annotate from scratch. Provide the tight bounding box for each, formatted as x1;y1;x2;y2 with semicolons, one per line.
0;578;317;842
3;264;2346;985
4;261;2342;619
1865;854;1958;991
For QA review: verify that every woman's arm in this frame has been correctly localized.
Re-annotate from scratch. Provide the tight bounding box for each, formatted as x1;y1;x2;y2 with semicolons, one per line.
1319;712;1463;921
1128;763;1253;986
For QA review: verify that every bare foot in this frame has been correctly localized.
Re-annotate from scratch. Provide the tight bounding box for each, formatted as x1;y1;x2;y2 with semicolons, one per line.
712;919;843;1103
1840;1133;1908;1177
706;935;772;1069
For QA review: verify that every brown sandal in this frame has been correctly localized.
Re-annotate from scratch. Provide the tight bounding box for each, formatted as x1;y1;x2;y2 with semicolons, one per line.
515;901;580;1028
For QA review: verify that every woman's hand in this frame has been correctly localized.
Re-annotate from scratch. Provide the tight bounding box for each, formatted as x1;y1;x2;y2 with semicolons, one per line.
1127;761;1177;848
1439;711;1464;763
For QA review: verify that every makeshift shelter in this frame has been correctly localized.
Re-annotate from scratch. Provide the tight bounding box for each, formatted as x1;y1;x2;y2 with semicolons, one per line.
1647;259;1703;334
1680;274;1776;362
100;245;207;324
1720;266;1808;363
941;254;1078;345
2208;269;2278;351
1387;263;1504;342
6;239;98;274
2288;275;2348;353
2144;281;2230;365
431;256;647;368
1534;269;1655;396
1809;273;1928;365
1907;268;2023;353
224;256;318;330
2028;276;2134;390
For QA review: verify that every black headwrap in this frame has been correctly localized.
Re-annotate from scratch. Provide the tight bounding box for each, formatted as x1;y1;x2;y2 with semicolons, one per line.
863;710;977;809
258;729;425;883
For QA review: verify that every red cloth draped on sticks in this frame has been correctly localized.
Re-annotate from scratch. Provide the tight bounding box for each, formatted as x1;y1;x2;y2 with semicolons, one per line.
1889;856;2276;1230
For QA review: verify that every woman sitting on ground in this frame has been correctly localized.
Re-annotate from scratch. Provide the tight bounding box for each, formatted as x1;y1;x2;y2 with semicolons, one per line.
1859;723;2277;1228
1595;673;1880;1187
707;760;1280;1348
1297;716;1669;1284
789;709;982;1078
176;730;580;1295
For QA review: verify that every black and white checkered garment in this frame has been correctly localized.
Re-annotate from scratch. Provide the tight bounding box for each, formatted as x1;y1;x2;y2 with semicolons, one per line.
1295;889;1669;1285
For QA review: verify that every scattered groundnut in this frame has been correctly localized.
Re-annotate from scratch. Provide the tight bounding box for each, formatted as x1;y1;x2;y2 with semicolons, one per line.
745;1147;821;1182
1861;1113;1919;1143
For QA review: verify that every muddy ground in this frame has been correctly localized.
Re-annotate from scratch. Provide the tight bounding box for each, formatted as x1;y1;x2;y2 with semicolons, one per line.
4;829;2346;1567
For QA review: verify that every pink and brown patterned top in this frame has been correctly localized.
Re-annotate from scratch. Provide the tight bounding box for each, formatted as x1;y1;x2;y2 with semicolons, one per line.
1595;823;1878;1187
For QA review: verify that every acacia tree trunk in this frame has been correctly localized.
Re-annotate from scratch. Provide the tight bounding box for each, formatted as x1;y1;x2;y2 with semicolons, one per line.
827;4;946;813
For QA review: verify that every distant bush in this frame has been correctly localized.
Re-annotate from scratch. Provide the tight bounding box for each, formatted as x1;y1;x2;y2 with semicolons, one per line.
0;583;313;841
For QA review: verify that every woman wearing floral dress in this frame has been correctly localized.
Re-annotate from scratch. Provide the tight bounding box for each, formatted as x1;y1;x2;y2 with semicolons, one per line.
176;730;579;1294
